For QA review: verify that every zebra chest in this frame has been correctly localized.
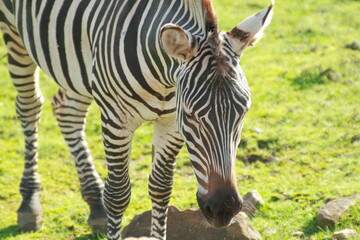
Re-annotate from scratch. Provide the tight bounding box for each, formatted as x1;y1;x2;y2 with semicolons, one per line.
92;75;177;124
120;80;176;121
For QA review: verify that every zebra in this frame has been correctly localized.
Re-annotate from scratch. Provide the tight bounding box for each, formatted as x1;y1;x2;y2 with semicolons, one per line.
0;0;274;239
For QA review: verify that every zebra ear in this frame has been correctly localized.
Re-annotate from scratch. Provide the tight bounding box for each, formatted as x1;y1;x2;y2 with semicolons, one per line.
226;1;274;54
160;24;198;60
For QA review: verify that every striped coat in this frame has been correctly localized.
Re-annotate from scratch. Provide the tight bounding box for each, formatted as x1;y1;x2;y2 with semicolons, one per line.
0;0;274;239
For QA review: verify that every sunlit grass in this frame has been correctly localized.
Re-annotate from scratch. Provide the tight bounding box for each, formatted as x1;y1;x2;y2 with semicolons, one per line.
0;0;359;239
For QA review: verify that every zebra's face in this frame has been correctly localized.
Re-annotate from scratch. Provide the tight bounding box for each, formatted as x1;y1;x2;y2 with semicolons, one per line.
177;59;249;228
160;2;274;228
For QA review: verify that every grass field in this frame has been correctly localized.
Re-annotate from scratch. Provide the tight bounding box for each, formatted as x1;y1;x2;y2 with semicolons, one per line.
0;0;359;239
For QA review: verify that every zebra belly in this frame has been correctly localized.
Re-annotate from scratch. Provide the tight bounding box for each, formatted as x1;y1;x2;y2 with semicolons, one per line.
13;0;95;97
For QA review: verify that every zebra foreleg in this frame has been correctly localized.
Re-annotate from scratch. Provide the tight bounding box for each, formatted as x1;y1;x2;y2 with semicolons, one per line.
149;117;183;240
4;32;44;231
100;117;134;240
51;88;107;233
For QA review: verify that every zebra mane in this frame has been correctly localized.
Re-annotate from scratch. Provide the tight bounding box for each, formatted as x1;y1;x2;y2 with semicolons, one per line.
201;0;218;33
201;0;227;75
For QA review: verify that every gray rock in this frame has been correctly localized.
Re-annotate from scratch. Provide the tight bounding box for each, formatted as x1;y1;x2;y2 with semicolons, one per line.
333;229;358;239
327;71;341;82
262;228;277;236
292;231;304;236
310;45;318;52
320;68;340;82
122;206;262;240
242;190;264;218
253;128;263;133
345;41;360;50
317;195;360;229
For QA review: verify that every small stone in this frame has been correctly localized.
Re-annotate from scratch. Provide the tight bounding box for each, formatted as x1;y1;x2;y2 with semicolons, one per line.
333;229;358;239
320;68;340;82
254;128;263;133
317;195;360;229
242;190;264;218
122;206;262;240
345;41;360;50
327;71;341;82
263;228;277;235
310;46;318;52
292;231;304;236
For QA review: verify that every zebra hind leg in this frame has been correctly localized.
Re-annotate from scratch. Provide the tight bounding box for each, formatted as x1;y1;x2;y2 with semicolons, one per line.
51;88;107;233
2;24;44;232
149;117;183;239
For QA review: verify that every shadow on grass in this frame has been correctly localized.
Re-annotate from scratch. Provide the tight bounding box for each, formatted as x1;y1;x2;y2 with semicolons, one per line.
74;233;106;240
291;67;341;90
302;216;320;236
292;71;324;90
301;216;332;240
0;225;21;239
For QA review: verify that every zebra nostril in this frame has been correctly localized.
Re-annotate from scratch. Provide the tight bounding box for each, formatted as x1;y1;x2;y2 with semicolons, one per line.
204;205;214;218
223;207;236;221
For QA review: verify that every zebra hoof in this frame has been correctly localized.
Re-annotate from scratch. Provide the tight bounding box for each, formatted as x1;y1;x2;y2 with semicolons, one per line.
17;192;43;232
17;211;42;232
88;216;107;234
88;204;107;234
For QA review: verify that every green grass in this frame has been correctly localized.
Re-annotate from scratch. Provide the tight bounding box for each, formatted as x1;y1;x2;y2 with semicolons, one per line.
1;0;359;239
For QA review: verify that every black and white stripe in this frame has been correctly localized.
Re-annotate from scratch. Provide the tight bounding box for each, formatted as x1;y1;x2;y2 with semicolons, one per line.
1;0;274;239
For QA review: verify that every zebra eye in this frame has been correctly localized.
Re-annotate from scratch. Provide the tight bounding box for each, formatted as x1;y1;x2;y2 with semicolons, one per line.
184;111;195;119
184;110;201;123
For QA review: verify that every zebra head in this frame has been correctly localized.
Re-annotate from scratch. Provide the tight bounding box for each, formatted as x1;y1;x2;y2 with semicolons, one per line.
160;2;274;228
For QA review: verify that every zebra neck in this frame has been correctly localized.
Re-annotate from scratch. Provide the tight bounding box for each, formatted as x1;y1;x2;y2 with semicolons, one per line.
90;0;217;91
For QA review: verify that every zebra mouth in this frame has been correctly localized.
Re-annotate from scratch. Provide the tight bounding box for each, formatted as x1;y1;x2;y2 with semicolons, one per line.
196;190;241;229
199;204;236;229
207;217;233;229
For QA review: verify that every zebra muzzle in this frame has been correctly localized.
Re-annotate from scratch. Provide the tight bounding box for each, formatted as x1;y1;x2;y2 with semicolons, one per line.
197;186;242;228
